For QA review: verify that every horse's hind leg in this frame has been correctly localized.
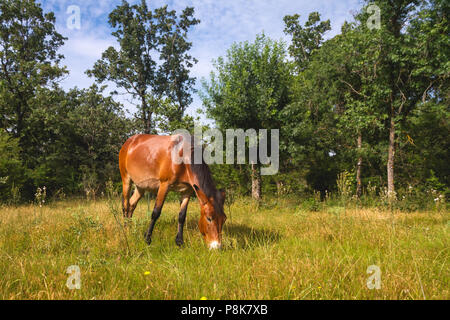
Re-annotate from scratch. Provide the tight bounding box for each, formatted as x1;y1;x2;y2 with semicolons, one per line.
121;176;132;218
145;182;169;245
128;186;145;218
175;193;191;247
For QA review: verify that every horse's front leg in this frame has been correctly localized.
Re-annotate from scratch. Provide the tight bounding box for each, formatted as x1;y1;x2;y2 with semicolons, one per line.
145;182;169;245
175;193;191;247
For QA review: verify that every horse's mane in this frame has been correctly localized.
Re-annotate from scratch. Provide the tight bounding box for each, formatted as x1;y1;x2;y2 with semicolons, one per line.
172;133;219;201
190;146;217;199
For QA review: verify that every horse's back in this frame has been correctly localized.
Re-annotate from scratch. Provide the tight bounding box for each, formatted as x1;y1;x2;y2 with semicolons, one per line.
119;134;184;190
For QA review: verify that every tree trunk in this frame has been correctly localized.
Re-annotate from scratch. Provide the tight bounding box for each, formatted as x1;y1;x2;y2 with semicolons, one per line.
387;107;396;200
141;95;152;134
145;111;152;134
251;163;261;201
356;133;363;198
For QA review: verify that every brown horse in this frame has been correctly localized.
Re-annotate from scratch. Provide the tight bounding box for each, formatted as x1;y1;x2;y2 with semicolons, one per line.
119;134;226;249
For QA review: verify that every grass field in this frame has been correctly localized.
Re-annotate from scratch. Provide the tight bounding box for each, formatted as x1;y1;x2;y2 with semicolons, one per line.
0;197;448;300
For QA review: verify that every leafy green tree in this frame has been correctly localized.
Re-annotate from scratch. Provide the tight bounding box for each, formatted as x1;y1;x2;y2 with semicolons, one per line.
282;1;449;198
201;34;292;200
63;85;133;194
0;0;68;200
392;0;449;190
283;12;331;72
402;103;449;188
0;0;67;147
361;0;418;200
355;0;449;200
87;0;199;133
408;0;449;101
323;23;385;197
0;130;26;202
28;84;133;196
281;13;341;194
154;6;200;124
151;96;197;134
281;51;340;194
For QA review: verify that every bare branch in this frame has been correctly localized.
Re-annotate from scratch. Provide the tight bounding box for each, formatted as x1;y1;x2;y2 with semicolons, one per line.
339;79;368;98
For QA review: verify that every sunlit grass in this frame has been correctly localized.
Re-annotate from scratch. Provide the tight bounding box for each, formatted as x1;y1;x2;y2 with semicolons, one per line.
0;197;448;299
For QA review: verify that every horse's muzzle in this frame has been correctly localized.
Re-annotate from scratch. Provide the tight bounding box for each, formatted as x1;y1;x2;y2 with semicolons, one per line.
208;241;221;250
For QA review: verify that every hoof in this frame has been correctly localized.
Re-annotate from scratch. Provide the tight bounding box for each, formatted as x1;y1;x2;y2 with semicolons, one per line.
144;232;152;245
123;218;132;227
175;236;184;247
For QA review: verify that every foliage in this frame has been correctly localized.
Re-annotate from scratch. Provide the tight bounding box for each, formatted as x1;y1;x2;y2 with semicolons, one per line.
201;34;292;199
87;0;199;133
0;130;26;202
278;1;449;197
283;12;331;71
201;34;291;131
0;0;448;205
336;171;353;201
0;0;67;140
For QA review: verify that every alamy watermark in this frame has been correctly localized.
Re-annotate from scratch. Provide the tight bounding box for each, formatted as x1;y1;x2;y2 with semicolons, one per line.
171;127;279;175
366;4;381;30
66;5;81;30
66;265;81;290
366;265;381;290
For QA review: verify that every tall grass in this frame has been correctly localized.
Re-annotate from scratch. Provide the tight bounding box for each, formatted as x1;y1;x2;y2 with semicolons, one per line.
0;197;448;300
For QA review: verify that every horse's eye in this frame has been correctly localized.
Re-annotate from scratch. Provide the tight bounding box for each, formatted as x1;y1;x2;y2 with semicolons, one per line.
206;217;212;223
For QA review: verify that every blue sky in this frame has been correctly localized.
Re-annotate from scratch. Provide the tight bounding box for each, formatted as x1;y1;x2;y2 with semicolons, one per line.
39;0;364;121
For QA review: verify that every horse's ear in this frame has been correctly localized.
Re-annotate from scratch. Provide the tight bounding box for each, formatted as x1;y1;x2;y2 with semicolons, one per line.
193;184;208;205
217;189;225;206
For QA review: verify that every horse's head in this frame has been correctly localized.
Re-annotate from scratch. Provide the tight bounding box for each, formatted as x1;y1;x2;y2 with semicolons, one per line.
194;185;226;249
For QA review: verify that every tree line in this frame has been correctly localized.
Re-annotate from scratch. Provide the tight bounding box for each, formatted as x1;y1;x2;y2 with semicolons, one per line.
204;0;448;205
0;0;448;207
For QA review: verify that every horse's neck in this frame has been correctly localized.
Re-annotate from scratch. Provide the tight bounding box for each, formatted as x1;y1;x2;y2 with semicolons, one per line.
185;163;203;188
186;163;216;198
182;163;198;188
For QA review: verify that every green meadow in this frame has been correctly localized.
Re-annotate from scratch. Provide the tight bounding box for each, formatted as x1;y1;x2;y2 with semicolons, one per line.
0;197;448;300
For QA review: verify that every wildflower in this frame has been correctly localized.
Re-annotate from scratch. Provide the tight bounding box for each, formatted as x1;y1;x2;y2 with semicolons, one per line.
144;271;150;276
200;296;207;300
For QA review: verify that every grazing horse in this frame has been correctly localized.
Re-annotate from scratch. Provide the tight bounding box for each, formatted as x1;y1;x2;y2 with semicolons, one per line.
119;134;226;249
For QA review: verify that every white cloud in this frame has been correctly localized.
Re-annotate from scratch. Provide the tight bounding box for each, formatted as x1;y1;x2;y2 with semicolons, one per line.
39;0;363;123
63;35;115;61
